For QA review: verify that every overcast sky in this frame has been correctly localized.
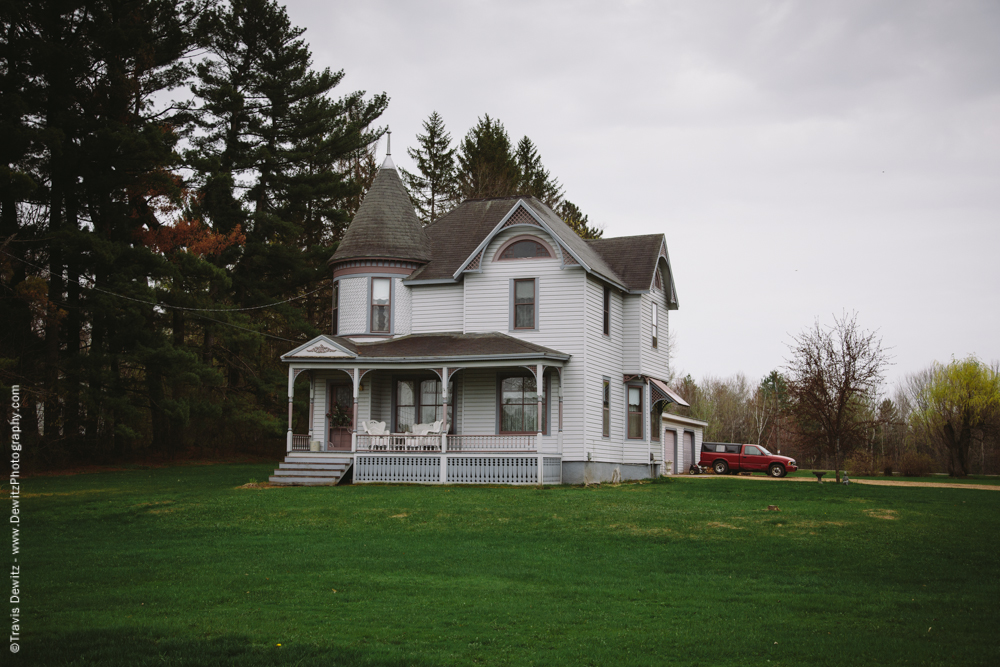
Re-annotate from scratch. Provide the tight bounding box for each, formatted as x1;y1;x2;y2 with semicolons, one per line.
285;0;1000;391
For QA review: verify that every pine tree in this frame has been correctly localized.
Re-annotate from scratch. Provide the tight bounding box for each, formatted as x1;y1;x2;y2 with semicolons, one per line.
558;200;603;240
456;114;520;200
401;111;457;224
515;136;562;208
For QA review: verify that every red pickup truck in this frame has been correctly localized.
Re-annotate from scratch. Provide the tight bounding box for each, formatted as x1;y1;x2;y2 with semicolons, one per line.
700;442;798;478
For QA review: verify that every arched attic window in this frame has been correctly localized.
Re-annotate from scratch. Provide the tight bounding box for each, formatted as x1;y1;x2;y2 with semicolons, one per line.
493;235;555;262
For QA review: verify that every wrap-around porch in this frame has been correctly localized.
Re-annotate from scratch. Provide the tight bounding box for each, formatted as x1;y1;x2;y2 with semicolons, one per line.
280;333;570;484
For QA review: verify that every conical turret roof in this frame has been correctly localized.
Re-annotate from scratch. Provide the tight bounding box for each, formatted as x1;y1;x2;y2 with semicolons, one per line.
330;158;431;264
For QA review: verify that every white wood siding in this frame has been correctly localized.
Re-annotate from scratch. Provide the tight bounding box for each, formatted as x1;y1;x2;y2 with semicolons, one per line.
338;277;368;335
462;227;586;455
622;294;641;373
581;276;630;463
410;284;464;333
639;287;671;380
393;279;412;336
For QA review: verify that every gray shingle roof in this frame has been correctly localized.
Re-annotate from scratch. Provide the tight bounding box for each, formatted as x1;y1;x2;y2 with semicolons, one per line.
330;163;432;264
405;196;669;295
586;234;664;291
352;332;570;360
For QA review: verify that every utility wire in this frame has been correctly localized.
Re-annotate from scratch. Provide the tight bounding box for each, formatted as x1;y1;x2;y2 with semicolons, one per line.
1;249;319;343
1;249;330;312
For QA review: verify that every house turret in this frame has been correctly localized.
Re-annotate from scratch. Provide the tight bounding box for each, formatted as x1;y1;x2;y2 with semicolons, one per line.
329;155;430;337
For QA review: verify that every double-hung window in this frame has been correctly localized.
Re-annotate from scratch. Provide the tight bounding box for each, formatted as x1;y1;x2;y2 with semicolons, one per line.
603;285;610;336
513;279;536;330
501;375;546;433
396;378;454;433
651;303;658;348
627;385;643;439
602;380;610;437
371;278;391;333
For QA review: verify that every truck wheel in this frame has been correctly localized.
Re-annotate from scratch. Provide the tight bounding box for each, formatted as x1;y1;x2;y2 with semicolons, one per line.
769;463;786;478
713;460;729;475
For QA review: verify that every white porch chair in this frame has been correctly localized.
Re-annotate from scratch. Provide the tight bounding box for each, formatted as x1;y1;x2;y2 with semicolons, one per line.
362;421;388;450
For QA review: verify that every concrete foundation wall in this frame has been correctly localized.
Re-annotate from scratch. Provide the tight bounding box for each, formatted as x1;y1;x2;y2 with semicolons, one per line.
562;461;659;484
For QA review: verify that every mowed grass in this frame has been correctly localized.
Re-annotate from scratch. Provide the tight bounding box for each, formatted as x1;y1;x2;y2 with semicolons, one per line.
13;464;1000;666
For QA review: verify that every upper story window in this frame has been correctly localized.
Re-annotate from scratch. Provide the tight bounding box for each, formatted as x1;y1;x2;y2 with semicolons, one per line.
603;285;610;336
371;278;391;333
651;303;658;348
500;239;550;259
512;278;536;330
493;235;555;262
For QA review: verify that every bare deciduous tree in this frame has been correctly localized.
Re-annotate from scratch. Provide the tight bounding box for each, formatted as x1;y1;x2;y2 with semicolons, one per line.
784;312;891;479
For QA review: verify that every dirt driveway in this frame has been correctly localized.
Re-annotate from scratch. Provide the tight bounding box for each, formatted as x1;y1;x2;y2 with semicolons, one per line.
704;474;1000;491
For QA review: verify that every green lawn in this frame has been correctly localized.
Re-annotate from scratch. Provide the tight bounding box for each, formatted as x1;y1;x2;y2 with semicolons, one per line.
784;469;1000;485
13;464;1000;666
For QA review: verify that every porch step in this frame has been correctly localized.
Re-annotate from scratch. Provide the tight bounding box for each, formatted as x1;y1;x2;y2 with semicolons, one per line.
269;456;353;486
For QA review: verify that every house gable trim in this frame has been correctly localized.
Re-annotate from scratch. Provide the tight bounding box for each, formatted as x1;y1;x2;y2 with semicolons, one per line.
281;335;358;361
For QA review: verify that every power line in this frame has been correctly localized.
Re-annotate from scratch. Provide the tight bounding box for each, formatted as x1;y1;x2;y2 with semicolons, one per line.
1;249;330;312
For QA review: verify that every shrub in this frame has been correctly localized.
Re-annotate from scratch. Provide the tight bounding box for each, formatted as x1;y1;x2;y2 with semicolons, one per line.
899;451;935;477
845;450;880;477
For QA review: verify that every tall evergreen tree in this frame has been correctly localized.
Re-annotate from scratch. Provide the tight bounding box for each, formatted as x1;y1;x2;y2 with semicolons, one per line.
402;111;456;224
456;114;519;200
558;199;603;239
515;136;562;208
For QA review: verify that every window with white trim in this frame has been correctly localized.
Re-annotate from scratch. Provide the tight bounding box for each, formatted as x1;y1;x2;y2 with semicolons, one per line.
603;285;610;336
513;279;536;330
651;302;658;349
500;374;546;434
602;380;610;438
627;385;643;439
371;278;391;333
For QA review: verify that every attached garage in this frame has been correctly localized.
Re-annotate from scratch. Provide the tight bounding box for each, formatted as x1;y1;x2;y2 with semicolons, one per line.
660;413;708;475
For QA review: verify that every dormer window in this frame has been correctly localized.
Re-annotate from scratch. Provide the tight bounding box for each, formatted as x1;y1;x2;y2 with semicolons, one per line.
502;239;550;259
371;278;391;333
494;235;554;261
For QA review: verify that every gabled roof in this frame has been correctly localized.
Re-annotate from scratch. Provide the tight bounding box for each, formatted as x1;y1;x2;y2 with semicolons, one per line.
329;159;431;264
405;197;678;302
281;335;359;361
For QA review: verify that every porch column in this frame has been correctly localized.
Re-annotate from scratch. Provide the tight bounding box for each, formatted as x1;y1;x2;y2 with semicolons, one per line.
286;365;295;453
308;371;315;442
537;363;544;484
440;366;448;484
645;380;652;474
351;368;360;453
557;369;564;454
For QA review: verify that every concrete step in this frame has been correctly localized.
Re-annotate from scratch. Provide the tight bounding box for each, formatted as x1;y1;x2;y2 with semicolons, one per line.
278;462;348;471
284;455;352;464
268;475;341;485
270;468;345;477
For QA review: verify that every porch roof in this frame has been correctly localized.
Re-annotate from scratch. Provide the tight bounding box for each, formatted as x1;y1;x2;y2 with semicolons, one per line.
281;332;570;365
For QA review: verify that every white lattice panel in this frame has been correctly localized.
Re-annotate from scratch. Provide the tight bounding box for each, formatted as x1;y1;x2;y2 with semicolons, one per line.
339;277;368;334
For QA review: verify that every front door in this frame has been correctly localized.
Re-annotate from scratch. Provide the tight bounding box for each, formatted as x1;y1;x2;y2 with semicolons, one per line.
328;383;354;451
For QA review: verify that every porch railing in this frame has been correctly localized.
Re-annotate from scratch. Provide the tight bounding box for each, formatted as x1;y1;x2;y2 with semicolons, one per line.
291;434;310;451
446;434;536;451
357;434;442;452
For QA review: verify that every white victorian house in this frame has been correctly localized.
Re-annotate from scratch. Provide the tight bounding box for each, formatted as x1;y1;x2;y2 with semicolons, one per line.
270;153;689;485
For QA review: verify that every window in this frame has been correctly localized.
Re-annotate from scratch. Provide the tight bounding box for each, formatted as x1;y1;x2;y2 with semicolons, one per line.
396;380;416;433
332;281;339;335
395;378;454;433
627;385;643;439
602;380;610;437
654;268;663;290
501;375;546;433
602;285;610;336
513;279;536;329
371;278;391;333
651;303;658;348
745;446;762;456
500;239;550;259
419;379;453;428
